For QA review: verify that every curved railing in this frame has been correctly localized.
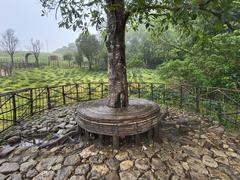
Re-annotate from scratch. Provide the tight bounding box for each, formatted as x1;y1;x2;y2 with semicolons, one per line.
0;82;240;132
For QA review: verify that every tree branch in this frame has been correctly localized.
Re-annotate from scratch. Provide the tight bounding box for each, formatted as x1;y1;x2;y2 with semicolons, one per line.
160;38;194;55
200;8;234;32
125;3;187;19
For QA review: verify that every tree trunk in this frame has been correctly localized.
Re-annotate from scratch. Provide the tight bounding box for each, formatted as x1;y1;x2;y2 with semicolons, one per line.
35;55;39;66
10;54;14;65
106;0;128;108
89;59;92;70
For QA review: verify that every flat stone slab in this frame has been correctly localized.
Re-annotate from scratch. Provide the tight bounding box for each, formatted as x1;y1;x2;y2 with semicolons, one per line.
0;162;19;174
76;98;161;136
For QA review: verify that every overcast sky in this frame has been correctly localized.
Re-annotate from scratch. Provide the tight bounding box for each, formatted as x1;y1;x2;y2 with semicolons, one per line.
0;0;82;52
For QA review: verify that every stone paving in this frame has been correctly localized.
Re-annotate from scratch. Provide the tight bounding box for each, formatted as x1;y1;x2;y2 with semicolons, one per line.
0;105;240;180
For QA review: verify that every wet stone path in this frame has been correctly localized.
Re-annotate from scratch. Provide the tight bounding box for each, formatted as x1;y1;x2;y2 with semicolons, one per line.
0;104;240;180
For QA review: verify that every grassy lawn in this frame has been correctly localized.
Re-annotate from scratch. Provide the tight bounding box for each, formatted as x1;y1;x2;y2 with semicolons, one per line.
0;67;162;92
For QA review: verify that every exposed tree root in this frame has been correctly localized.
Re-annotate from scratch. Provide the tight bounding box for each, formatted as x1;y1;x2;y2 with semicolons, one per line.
39;126;80;148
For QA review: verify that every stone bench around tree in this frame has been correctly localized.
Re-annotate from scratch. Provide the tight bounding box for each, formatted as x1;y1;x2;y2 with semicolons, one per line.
76;98;168;148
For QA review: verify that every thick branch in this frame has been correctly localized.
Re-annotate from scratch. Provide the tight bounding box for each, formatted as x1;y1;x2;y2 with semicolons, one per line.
125;3;185;18
160;38;194;55
200;8;234;32
126;0;234;32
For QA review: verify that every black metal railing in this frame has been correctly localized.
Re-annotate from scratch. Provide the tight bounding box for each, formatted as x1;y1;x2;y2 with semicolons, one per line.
0;82;239;132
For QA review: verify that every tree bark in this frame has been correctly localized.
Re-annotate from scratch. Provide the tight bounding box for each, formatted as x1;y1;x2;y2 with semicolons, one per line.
35;56;39;66
10;54;14;65
106;0;128;108
89;59;92;70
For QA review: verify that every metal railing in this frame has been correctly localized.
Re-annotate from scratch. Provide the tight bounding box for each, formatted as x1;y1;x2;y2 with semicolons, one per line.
0;82;239;132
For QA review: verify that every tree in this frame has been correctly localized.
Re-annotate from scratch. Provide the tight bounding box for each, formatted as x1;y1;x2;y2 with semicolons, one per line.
75;33;100;70
95;43;107;70
63;53;73;67
156;18;240;88
40;0;239;108
30;39;41;66
126;29;159;68
74;51;84;68
0;29;19;65
54;43;77;54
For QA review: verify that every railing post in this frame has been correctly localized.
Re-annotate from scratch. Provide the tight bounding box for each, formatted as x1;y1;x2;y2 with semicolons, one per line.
88;83;91;100
151;83;154;101
62;85;66;105
47;87;51;109
101;83;104;98
76;84;79;102
113;135;119;149
217;102;222;124
180;85;183;109
163;84;166;104
138;83;141;98
29;89;33;116
195;87;200;113
236;103;239;126
12;93;17;125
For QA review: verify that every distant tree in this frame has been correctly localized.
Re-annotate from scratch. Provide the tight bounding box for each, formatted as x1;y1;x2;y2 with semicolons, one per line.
96;40;108;70
75;33;100;70
54;43;77;54
63;53;73;67
63;53;73;60
126;28;170;68
74;51;84;68
30;39;41;66
0;29;19;65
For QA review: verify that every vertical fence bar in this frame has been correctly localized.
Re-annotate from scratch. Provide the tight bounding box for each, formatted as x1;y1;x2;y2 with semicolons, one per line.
29;89;33;116
88;83;91;100
62;85;66;105
195;87;200;113
236;102;239;127
47;87;51;109
138;83;141;98
151;83;154;101
203;87;208;117
209;88;213;119
76;84;79;102
12;93;17;125
217;102;222;124
163;84;166;105
180;85;183;109
101;83;104;98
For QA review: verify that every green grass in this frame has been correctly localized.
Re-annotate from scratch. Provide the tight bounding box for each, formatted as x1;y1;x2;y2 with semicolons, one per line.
0;67;162;92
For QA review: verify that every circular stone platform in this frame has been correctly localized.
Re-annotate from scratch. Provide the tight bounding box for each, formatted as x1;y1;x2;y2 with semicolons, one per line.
76;98;161;137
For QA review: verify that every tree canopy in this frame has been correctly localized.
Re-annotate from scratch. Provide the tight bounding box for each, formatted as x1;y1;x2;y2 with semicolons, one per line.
75;33;100;70
40;0;240;33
